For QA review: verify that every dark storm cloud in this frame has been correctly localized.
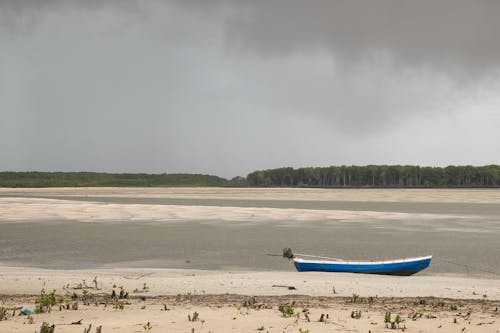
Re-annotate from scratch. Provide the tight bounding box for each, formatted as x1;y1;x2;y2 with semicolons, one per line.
0;1;499;177
221;0;500;78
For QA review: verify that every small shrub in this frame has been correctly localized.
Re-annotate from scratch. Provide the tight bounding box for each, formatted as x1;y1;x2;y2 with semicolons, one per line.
36;289;60;313
279;305;295;317
385;312;404;329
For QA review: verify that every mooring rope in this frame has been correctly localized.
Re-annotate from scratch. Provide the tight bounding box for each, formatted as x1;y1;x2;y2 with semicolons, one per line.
292;253;344;261
433;257;500;277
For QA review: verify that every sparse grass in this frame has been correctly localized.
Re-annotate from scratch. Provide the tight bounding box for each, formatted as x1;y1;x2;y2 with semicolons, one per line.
113;300;125;310
385;312;404;329
188;311;199;322
176;292;193;302
135;283;150;293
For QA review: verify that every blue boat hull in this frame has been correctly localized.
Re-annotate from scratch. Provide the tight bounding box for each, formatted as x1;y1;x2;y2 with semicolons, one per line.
293;255;432;276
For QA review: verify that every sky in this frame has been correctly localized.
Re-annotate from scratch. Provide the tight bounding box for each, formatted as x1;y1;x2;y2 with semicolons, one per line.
1;0;500;178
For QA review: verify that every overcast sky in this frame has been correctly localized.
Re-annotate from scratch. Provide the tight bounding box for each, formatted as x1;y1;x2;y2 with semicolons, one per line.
1;0;500;178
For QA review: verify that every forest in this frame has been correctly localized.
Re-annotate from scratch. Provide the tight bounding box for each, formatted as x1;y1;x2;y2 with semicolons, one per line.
246;165;500;187
1;165;499;187
0;172;228;187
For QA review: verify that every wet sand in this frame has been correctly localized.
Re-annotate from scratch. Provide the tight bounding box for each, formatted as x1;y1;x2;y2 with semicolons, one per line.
1;189;500;274
3;186;500;203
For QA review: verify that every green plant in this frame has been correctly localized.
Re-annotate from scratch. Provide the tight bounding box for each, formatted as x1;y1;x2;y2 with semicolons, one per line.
243;296;257;308
351;293;359;303
188;311;199;322
0;307;8;321
36;289;59;313
384;312;404;329
394;314;403;326
143;321;152;332
113;300;125;310
39;322;55;333
280;305;295;317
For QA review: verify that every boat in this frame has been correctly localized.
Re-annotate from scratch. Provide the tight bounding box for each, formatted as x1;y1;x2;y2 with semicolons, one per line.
282;249;432;276
292;254;432;276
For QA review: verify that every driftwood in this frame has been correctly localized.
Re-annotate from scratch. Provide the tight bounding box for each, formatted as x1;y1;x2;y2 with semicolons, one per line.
272;285;297;290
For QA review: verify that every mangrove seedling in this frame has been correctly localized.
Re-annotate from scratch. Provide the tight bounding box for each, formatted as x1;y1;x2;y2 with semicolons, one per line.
143;321;152;332
188;311;199;322
279;305;295;317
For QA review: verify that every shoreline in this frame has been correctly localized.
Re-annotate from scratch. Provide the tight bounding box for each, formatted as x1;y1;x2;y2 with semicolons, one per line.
3;186;500;203
1;266;499;300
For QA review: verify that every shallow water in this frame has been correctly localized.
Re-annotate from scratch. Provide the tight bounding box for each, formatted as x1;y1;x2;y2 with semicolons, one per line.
1;192;499;277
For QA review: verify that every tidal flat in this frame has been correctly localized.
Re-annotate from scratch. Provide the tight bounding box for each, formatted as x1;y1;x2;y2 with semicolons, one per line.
1;188;500;332
0;188;499;276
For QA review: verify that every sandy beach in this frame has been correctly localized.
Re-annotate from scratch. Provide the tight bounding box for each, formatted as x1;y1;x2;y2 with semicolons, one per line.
1;188;500;332
1;266;499;332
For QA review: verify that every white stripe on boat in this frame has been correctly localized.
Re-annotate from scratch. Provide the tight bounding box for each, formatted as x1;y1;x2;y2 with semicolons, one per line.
293;255;432;265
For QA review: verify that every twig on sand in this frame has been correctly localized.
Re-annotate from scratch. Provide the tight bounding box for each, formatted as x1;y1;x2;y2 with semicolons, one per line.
123;272;154;280
55;319;83;326
272;285;297;290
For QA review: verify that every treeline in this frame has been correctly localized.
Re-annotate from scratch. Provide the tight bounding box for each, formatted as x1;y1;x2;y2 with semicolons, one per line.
2;165;500;188
0;172;230;188
246;165;500;187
